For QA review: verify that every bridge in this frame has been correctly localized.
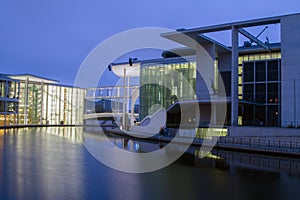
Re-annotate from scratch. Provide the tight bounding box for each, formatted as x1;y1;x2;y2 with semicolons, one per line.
84;85;140;127
84;112;139;120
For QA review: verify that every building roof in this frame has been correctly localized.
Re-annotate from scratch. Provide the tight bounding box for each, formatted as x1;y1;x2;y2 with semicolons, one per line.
161;13;299;53
8;73;59;84
0;73;20;82
162;13;300;36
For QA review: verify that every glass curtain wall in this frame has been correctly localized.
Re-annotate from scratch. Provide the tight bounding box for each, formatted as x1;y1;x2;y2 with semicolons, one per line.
241;52;281;126
0;78;20;126
18;81;85;125
140;61;196;120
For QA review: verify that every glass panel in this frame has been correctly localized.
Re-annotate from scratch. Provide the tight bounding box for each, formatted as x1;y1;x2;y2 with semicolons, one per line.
255;83;266;103
140;61;196;119
267;83;279;103
267;105;279;126
243;84;254;101
243;62;254;82
255;61;266;82
267;60;279;81
0;81;6;97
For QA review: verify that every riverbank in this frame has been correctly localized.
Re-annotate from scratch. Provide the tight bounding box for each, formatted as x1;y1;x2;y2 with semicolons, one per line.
2;125;300;157
105;127;300;158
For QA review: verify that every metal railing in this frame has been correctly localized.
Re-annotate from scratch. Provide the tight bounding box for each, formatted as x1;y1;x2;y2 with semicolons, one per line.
218;136;300;153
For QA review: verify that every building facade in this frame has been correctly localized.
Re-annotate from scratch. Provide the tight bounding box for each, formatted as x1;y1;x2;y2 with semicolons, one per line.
140;57;197;120
110;13;300;130
0;74;85;126
0;75;20;126
137;48;282;127
160;13;300;128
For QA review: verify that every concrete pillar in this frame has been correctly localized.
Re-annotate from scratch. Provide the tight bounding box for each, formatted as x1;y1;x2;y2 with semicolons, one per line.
281;14;300;127
231;26;239;126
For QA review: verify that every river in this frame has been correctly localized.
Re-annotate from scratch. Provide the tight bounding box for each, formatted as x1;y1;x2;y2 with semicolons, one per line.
0;127;299;200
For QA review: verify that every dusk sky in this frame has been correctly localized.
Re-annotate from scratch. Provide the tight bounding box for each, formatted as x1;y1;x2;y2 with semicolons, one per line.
1;0;300;85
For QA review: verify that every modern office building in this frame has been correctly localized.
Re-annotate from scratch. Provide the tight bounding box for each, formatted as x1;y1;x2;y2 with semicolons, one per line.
111;13;300;131
0;74;85;126
161;13;300;129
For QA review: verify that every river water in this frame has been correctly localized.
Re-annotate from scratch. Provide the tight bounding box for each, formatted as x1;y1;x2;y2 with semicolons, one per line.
0;127;300;200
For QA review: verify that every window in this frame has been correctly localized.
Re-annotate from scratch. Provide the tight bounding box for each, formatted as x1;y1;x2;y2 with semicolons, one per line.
0;81;6;97
255;61;266;82
243;62;254;82
243;84;254;101
267;105;279;126
0;101;5;112
7;102;17;112
267;83;279;103
255;84;266;103
267;60;279;81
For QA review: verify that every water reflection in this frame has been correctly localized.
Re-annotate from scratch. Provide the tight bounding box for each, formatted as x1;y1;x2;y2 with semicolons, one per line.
0;128;86;199
45;126;84;142
0;127;300;199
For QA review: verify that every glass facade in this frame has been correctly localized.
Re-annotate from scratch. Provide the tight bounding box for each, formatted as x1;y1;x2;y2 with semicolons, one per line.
0;75;85;126
138;51;282;128
140;61;197;119
241;53;281;126
0;77;20;126
238;52;281;99
17;80;85;125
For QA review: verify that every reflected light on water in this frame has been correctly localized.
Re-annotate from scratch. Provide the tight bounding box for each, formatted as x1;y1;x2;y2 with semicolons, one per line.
0;127;300;199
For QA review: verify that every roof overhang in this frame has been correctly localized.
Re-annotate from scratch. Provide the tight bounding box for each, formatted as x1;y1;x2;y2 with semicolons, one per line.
111;63;140;77
162;31;231;54
160;14;296;53
161;15;283;37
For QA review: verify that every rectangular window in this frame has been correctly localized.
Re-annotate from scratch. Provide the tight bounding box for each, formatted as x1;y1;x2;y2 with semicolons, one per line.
255;61;266;82
0;101;5;112
267;60;279;81
267;105;279;126
255;84;266;103
243;62;254;82
243;84;254;101
267;83;279;103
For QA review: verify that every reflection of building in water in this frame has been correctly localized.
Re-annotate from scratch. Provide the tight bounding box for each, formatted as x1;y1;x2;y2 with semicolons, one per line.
46;127;84;142
1;74;85;126
211;149;300;174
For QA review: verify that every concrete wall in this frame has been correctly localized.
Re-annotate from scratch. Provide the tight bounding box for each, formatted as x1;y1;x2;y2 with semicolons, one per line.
281;14;300;127
218;53;232;72
229;126;300;137
196;43;215;100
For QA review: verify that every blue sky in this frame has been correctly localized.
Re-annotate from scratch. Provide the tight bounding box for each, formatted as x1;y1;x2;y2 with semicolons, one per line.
1;0;300;85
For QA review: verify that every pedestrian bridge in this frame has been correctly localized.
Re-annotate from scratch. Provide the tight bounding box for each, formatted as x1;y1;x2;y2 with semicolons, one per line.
84;112;139;120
